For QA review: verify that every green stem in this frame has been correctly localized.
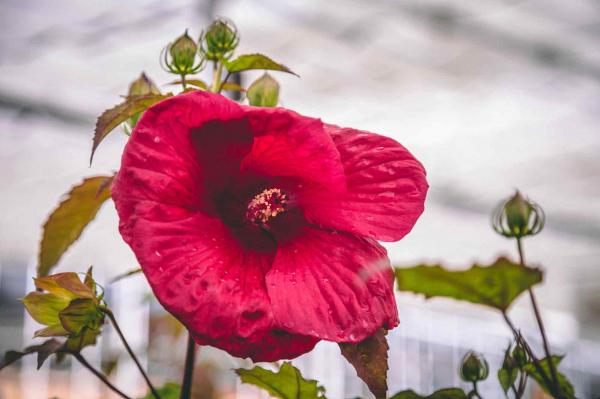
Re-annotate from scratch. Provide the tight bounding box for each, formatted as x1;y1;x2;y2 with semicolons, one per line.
102;309;162;399
180;333;197;399
180;74;187;91
516;238;560;393
211;61;224;92
72;352;132;399
471;381;482;399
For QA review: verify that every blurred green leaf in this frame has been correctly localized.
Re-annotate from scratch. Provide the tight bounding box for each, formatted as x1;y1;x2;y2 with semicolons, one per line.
91;94;169;164
110;268;143;284
339;329;388;399
394;257;542;311
523;356;575;399
35;272;95;299
389;388;466;399
168;79;208;90
138;382;181;399
38;176;114;277
225;53;298;76
236;362;326;399
221;82;246;92
0;339;64;370
247;73;279;107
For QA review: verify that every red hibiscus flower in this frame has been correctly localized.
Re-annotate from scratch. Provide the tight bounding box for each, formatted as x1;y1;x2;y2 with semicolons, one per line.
111;91;428;361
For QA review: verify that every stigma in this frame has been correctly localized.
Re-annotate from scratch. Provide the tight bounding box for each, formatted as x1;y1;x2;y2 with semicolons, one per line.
246;188;289;228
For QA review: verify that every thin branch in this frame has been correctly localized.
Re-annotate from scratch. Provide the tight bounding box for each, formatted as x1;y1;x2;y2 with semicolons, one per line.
72;352;132;399
180;333;197;399
516;238;560;392
102;308;162;399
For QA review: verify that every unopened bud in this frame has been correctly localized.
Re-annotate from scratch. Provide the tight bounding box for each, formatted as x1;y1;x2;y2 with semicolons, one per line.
201;18;239;61
161;30;205;75
460;351;489;382
171;30;198;69
127;72;160;98
492;190;544;238
247;73;279;107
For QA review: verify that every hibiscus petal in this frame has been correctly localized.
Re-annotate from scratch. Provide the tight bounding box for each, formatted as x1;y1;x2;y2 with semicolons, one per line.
266;226;398;343
113;197;317;361
113;91;252;210
303;125;428;241
241;107;346;193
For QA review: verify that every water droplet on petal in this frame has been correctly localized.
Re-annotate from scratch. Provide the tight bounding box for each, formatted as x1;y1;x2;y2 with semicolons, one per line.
153;136;160;143
154;250;162;257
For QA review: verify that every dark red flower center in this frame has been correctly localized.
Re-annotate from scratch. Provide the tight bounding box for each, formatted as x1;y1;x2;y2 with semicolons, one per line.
246;187;289;228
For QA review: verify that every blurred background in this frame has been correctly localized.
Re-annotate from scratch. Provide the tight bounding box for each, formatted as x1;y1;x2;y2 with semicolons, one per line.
1;0;599;397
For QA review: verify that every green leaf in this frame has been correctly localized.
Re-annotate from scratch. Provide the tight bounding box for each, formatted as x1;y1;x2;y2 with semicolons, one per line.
22;292;70;326
498;367;518;394
38;176;114;276
138;382;181;399
390;388;467;399
91;94;169;164
394;257;543;311
523;356;575;399
168;79;208;90
35;272;95;299
247;73;280;107
0;339;64;370
225;53;298;76
339;329;389;399
236;362;326;399
59;298;103;335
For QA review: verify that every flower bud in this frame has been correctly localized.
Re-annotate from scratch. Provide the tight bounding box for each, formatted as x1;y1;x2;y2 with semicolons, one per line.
127;72;160;98
170;30;198;70
460;351;489;382
247;73;279;107
161;31;205;75
492;190;544;238
201;18;239;61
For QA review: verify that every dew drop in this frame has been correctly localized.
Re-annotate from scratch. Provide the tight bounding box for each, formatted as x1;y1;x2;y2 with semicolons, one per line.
153;136;160;143
192;247;198;252
154;250;162;257
322;278;329;283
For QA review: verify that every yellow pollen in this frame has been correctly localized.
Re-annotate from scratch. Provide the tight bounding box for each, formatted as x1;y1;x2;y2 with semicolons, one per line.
246;188;288;227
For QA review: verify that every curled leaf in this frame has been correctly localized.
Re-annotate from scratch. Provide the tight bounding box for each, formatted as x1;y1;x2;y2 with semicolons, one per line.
38;176;114;277
236;362;326;399
91;94;169;164
339;328;389;399
225;53;298;76
394;257;543;311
